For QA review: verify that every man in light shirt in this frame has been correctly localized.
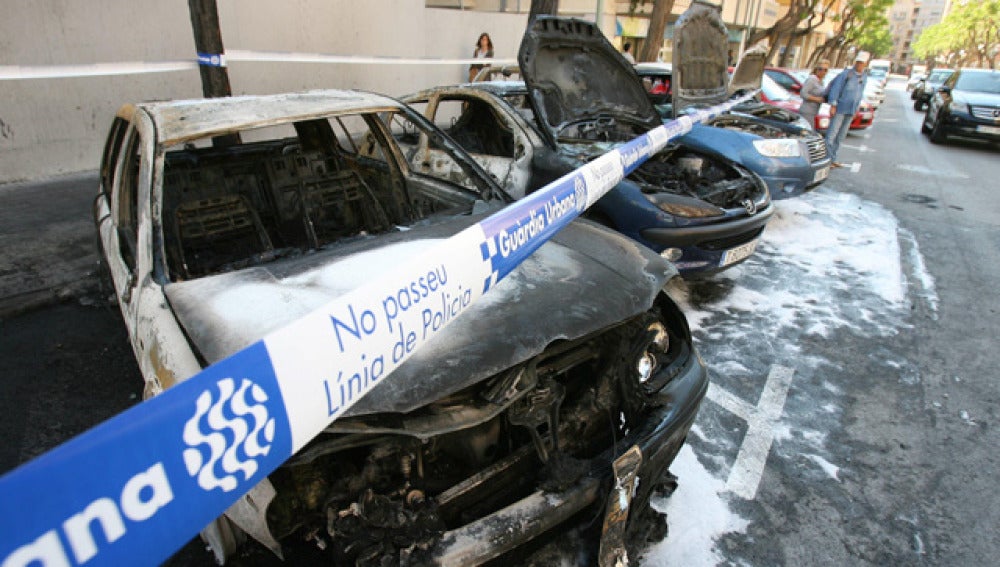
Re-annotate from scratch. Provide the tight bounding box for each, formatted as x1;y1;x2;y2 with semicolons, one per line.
824;51;870;167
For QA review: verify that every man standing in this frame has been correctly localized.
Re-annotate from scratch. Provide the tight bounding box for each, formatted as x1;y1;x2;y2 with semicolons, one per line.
824;51;870;167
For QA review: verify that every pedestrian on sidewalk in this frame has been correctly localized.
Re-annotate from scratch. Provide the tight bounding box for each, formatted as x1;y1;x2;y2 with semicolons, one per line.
824;51;870;167
469;32;494;82
798;59;830;130
622;42;636;64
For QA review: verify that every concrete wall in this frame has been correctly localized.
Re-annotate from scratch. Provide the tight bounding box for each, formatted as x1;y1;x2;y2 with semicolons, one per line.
0;0;528;183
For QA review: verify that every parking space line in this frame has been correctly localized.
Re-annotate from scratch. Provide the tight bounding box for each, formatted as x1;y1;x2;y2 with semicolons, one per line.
708;365;795;500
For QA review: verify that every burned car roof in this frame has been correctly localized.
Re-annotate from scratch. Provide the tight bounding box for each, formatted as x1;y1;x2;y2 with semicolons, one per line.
137;90;402;146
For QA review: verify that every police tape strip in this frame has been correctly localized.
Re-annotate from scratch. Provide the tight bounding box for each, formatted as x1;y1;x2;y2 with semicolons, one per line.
0;92;754;566
0;53;516;80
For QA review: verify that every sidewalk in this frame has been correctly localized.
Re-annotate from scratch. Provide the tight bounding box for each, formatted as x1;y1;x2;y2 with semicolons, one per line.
0;172;103;318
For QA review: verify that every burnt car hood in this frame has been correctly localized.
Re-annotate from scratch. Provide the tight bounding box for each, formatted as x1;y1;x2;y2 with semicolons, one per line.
728;41;767;96
671;0;731;116
164;214;676;417
518;16;660;143
670;2;767;117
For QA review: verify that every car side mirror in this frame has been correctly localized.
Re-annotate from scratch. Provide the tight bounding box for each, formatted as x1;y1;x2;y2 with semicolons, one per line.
790;84;801;94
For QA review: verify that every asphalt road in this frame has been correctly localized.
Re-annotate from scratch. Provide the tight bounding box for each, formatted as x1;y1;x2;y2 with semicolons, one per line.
667;77;1000;566
1;77;997;566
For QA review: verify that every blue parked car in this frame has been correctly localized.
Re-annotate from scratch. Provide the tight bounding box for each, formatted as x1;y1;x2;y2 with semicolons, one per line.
403;16;772;275
633;4;831;200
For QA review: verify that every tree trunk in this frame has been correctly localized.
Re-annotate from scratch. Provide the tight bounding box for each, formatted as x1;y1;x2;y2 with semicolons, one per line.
639;0;675;62
778;32;797;67
187;0;239;146
528;0;558;21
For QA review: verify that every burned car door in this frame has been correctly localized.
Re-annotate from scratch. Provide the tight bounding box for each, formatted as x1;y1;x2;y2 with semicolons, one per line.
95;110;201;397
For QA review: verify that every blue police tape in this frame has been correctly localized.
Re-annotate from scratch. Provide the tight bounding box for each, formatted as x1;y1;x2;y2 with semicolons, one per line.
196;52;227;67
0;92;754;566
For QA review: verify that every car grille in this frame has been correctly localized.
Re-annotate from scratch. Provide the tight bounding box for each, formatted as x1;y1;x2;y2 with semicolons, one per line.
970;105;1000;122
701;226;765;251
806;136;828;163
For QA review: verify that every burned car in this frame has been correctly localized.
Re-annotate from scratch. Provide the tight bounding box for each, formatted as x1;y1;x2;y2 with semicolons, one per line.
633;2;831;199
93;90;707;564
404;17;773;275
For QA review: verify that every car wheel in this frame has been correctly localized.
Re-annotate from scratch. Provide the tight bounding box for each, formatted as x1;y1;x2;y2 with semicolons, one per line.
913;99;924;111
920;114;931;134
929;113;948;144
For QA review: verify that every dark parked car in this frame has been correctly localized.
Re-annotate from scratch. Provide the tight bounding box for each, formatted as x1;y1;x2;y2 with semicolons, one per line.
922;68;1000;144
94;90;708;564
405;17;774;275
912;68;955;111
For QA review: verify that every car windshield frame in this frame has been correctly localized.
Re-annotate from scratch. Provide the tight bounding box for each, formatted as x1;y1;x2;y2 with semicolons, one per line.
954;71;1000;94
928;70;954;83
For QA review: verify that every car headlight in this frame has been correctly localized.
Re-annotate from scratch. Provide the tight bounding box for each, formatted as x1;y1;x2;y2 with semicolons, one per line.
644;194;725;218
752;139;801;158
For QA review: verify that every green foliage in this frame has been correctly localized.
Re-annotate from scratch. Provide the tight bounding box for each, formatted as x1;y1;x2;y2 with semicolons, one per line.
844;0;894;58
913;0;999;66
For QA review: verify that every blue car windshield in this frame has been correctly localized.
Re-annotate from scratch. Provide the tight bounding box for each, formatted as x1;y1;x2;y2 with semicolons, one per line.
928;70;953;83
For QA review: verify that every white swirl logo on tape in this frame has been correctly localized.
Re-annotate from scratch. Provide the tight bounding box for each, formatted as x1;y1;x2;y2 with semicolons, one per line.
182;378;276;493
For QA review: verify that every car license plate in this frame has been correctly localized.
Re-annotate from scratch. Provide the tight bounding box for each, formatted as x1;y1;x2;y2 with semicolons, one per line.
721;239;758;267
977;125;1000;135
861;112;873;120
813;166;830;183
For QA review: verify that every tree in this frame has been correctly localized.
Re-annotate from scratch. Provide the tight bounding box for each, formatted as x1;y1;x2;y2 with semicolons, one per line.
913;0;1000;69
638;0;676;62
748;0;838;66
806;0;893;68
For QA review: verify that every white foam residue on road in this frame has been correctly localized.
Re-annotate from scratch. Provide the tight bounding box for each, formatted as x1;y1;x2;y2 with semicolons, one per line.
642;445;750;567
899;228;939;314
806;454;841;481
677;189;912;343
647;187;936;565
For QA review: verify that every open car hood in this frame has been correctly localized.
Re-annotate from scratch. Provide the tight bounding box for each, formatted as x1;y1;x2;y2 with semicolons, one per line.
518;16;659;142
165;215;676;417
729;41;767;95
671;0;731;116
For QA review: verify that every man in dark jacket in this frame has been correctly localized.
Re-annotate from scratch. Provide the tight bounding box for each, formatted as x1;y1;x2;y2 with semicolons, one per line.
824;51;870;167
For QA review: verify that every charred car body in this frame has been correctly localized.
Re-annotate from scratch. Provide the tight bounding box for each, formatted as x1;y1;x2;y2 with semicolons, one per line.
405;16;773;275
93;90;707;564
631;3;830;200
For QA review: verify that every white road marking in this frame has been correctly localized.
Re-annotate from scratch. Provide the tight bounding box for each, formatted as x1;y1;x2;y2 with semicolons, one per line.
706;365;795;500
850;162;862;173
895;163;969;179
840;143;875;153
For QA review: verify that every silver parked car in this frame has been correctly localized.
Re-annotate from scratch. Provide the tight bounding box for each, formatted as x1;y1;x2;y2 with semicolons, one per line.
93;90;708;564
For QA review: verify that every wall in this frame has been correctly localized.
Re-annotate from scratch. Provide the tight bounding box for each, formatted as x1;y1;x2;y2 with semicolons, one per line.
0;0;528;183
